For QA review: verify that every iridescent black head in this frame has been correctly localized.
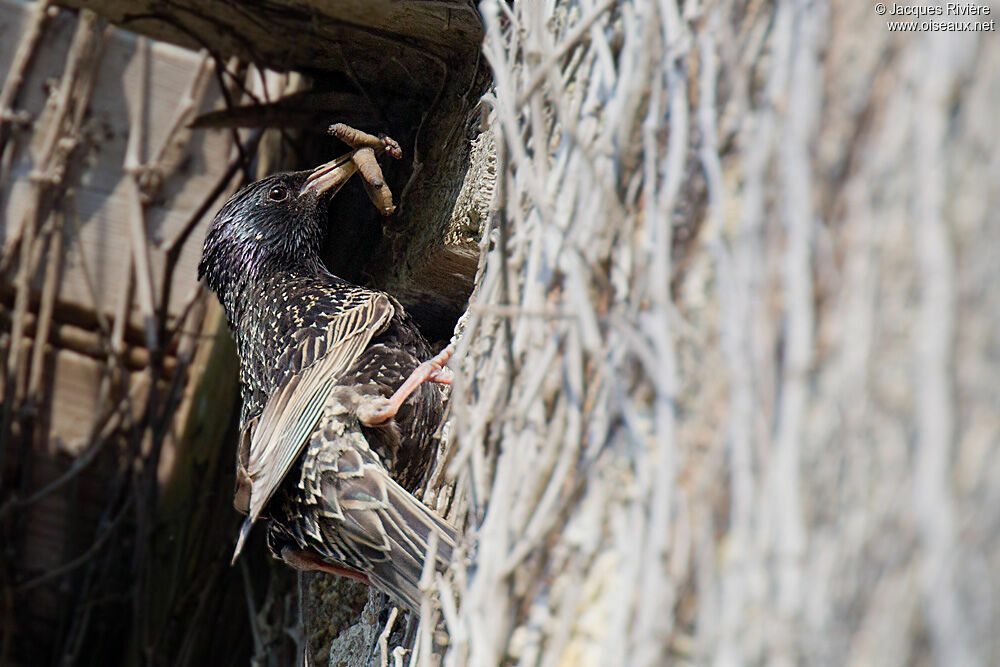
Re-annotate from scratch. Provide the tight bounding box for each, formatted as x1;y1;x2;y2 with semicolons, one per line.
199;157;355;300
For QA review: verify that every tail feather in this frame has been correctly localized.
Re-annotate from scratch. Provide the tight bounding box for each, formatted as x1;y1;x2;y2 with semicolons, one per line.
334;473;456;610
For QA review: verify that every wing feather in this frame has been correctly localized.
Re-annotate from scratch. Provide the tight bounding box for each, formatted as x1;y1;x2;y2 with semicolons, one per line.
232;293;393;560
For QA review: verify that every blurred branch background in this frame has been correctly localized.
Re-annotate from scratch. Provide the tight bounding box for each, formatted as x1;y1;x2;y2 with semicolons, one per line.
1;0;998;665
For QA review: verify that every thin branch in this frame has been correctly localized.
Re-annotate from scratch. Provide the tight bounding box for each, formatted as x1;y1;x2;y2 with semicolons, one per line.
0;0;52;159
15;496;133;593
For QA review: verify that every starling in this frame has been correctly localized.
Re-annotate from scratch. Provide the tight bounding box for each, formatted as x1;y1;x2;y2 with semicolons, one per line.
198;138;456;610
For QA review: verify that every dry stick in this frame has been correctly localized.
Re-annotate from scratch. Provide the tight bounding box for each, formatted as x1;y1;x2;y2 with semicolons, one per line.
144;298;204;484
5;185;38;407
16;47;107;395
378;606;400;667
467;304;574;319
729;4;797;663
59;197;114;354
481;7;551;227
536;549;584;667
0;10;103;485
27;210;63;402
501;338;582;576
124;37;159;354
633;27;686;667
150;50;213;166
913;34;974;666
436;107;505;513
498;3;547;592
435;573;462;646
466;1;661;664
0;394;131;520
139;49;213;201
120;43;164;658
0;0;52;160
442;201;500;502
414;531;439;667
15;495;133;593
210;56;256;180
461;8;551;662
711;12;770;665
770;0;815;645
446;255;504;501
110;252;135;367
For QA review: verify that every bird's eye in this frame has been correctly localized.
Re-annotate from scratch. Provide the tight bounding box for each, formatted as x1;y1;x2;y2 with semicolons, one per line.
267;185;289;202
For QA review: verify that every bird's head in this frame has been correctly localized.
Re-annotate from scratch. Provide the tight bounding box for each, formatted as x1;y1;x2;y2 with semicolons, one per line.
198;156;356;298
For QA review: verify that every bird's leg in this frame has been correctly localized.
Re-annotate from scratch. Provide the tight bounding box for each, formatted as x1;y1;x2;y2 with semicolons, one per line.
357;346;454;427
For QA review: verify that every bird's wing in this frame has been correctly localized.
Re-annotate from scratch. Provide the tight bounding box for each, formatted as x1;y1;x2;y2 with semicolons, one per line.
232;293;394;560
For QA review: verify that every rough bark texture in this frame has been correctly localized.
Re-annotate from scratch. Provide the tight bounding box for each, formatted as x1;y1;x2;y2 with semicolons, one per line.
429;1;1000;665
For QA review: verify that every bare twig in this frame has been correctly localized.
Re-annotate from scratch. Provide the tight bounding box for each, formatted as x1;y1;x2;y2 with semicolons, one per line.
15;496;133;593
240;558;266;657
1;9;107;483
0;0;52;158
123;37;160;354
26;210;63;403
378;606;400;667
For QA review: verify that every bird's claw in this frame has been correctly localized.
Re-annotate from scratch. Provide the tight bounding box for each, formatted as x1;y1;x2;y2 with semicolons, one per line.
357;396;395;427
356;346;454;426
427;365;453;385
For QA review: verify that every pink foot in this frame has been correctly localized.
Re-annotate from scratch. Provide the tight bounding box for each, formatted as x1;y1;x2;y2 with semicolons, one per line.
358;346;454;427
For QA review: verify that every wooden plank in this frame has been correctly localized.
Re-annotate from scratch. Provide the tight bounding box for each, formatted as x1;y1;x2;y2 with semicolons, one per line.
54;0;483;83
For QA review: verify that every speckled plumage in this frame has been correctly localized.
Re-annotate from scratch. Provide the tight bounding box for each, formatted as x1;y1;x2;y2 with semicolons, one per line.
199;166;455;609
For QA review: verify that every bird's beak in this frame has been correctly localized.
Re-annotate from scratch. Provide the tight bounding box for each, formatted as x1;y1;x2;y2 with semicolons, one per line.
299;150;358;197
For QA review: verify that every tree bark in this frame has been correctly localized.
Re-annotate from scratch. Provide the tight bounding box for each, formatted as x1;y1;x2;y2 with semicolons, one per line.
437;1;1000;665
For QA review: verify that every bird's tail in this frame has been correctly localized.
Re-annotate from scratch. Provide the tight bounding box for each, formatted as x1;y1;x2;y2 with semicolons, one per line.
319;467;458;611
368;479;457;610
